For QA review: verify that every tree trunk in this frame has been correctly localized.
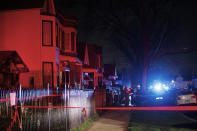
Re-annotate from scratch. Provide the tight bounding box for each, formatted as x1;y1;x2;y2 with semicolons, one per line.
141;0;148;91
142;63;148;91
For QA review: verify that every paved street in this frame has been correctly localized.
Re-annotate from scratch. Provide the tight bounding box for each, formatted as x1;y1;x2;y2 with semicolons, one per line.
129;110;197;130
86;108;197;131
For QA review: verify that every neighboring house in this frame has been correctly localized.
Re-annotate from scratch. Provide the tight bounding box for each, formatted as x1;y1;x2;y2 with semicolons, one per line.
77;41;106;111
0;51;29;88
103;64;118;106
77;41;103;89
0;0;82;89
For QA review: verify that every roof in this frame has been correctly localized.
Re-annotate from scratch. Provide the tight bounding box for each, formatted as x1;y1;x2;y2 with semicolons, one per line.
77;41;102;69
77;41;86;63
88;45;101;69
56;9;78;28
0;51;29;73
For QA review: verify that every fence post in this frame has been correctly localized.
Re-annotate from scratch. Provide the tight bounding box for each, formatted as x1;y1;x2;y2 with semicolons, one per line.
48;83;50;96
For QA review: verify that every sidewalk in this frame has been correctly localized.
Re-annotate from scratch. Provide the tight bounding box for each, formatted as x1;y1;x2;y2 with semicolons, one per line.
86;110;131;131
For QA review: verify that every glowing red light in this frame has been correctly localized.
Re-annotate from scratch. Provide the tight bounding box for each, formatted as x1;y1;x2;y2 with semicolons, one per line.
15;105;197;111
192;95;196;99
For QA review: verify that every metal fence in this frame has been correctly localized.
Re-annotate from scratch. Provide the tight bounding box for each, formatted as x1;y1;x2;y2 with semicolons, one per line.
0;87;95;131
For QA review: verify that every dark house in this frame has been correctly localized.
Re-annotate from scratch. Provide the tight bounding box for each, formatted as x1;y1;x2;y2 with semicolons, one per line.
77;41;103;89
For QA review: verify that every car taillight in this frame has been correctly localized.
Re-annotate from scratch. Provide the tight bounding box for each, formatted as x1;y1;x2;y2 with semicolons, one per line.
177;96;181;100
192;95;196;99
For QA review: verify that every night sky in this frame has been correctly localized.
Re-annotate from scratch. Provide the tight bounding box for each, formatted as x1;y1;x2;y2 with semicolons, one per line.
54;0;197;83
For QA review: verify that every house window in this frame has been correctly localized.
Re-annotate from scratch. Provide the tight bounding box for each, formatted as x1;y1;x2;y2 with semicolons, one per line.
61;30;64;50
43;62;53;88
64;33;70;50
71;32;75;51
56;64;59;87
60;71;70;88
42;21;53;46
59;28;62;48
56;23;58;47
66;71;70;84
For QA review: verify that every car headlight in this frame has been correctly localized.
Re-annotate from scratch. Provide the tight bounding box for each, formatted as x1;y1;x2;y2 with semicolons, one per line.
156;97;163;100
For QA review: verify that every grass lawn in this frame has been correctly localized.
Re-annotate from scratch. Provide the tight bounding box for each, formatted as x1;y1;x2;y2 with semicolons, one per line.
71;113;99;131
128;110;197;131
128;122;196;131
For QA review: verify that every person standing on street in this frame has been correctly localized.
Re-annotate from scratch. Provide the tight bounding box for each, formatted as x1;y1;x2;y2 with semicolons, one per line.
129;85;134;106
124;85;129;106
120;86;124;104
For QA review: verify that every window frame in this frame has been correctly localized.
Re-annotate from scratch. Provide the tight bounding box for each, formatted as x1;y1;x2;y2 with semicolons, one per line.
55;23;58;47
61;30;65;50
42;20;53;47
64;32;70;50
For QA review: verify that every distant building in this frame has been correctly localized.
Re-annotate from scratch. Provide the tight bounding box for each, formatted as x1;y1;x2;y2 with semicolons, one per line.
0;0;82;88
192;79;197;89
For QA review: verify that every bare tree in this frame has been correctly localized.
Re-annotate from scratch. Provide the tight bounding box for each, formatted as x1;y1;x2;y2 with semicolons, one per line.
82;0;178;90
56;0;194;90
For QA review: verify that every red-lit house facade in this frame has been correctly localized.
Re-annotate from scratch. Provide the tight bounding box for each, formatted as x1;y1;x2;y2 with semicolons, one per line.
0;0;82;89
77;41;103;89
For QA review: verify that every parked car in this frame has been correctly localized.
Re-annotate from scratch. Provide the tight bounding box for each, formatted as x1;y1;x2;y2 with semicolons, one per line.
134;90;176;107
176;91;196;105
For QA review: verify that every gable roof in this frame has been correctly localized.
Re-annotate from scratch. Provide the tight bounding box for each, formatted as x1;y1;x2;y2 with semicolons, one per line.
77;41;102;69
87;45;102;69
84;44;90;65
56;10;78;27
77;41;86;63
